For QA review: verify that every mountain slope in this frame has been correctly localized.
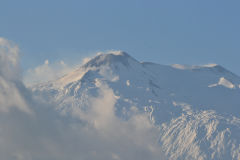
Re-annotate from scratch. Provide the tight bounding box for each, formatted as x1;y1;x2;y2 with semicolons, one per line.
32;51;240;160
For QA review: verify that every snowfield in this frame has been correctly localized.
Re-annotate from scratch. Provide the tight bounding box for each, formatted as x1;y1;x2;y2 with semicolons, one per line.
32;51;240;160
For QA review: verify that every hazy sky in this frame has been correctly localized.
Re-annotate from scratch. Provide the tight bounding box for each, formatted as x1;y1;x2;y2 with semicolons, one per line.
1;0;239;75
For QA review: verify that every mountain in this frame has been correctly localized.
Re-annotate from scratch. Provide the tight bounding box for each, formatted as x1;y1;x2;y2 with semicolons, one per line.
32;51;240;160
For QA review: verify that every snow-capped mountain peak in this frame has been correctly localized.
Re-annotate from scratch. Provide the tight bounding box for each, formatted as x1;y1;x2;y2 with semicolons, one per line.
32;52;240;160
83;51;139;69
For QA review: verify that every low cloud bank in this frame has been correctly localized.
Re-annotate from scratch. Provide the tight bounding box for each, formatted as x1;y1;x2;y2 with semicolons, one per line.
0;37;165;160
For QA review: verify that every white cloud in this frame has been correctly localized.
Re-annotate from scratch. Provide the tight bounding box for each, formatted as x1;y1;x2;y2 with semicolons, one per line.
23;59;74;86
0;37;20;80
0;37;31;114
0;77;29;113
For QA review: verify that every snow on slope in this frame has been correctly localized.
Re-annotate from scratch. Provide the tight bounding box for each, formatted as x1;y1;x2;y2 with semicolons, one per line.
32;51;240;160
209;77;236;89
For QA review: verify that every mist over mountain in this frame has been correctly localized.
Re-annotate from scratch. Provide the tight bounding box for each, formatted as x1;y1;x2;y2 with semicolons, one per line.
33;51;240;160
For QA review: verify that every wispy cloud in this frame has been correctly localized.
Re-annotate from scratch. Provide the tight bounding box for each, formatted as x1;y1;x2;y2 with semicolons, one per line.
23;59;74;86
0;37;31;114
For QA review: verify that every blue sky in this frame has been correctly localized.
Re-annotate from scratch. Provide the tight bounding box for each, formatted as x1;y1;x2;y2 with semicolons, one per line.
1;0;240;75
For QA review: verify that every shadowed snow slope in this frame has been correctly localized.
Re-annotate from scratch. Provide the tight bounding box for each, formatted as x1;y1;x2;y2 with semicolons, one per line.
33;51;240;160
